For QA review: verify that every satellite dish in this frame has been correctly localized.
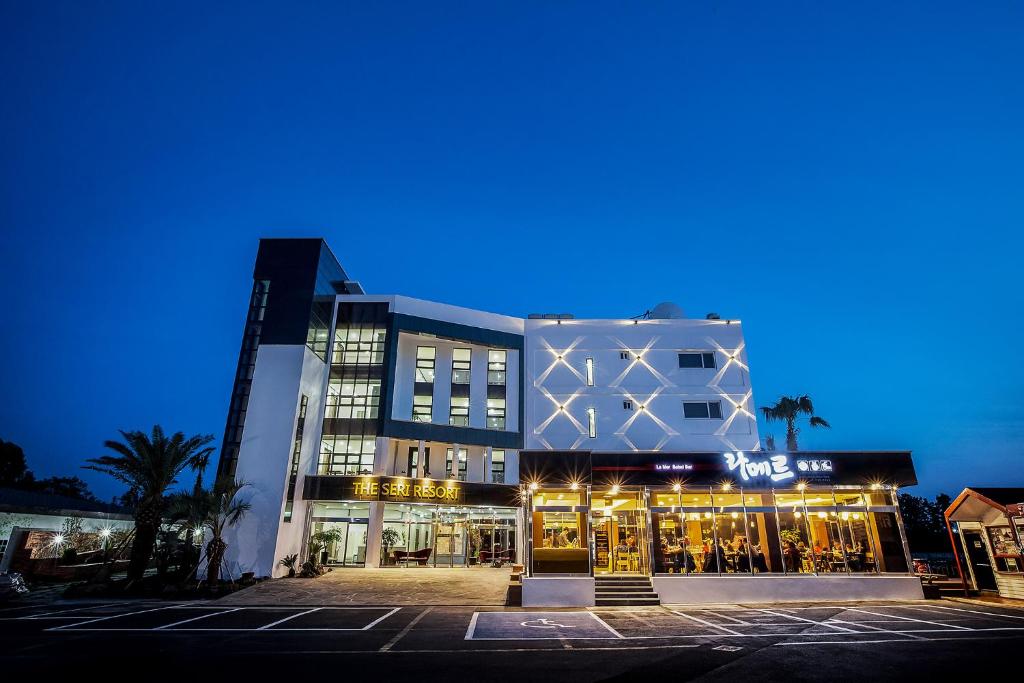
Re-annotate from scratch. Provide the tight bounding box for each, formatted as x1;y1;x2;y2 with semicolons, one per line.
650;302;684;319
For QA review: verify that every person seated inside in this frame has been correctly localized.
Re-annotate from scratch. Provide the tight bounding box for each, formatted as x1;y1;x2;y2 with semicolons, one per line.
673;535;696;573
703;540;727;573
734;537;751;572
846;542;862;571
751;543;768;572
784;541;801;572
542;536;553;548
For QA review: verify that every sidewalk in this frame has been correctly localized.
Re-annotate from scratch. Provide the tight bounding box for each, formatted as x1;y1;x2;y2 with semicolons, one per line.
216;566;512;606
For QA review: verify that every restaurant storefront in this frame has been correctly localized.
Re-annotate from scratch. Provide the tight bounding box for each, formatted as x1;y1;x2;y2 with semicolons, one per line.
519;450;923;606
302;475;522;568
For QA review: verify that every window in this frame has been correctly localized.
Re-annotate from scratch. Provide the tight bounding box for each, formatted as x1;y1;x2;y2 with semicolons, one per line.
333;324;387;365
487;398;506;429
488;350;507;385
491;449;506;483
325;379;381;419
587;407;597;438
623;400;633;410
620;351;630;360
683;401;723;419
678;352;717;369
318;435;376;475
449;396;470;426
445;447;468;481
585;358;594;386
452;348;472;384
415;346;436;383
412;395;433;422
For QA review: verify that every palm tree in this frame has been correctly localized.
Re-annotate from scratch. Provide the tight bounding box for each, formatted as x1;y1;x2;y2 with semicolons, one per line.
165;488;214;579
85;426;214;582
760;395;830;451
202;478;251;584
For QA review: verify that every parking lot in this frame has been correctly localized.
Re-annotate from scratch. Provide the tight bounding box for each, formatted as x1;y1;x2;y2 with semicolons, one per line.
4;600;1024;679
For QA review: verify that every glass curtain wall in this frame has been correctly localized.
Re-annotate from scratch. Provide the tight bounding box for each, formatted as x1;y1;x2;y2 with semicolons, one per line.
381;503;518;568
650;486;908;575
309;502;371;566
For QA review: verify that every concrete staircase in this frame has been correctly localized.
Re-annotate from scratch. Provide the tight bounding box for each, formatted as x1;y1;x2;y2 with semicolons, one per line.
594;575;661;606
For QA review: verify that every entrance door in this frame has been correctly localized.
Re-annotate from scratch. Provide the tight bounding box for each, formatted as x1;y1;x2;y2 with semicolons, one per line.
962;530;997;591
592;490;649;574
433;509;468;567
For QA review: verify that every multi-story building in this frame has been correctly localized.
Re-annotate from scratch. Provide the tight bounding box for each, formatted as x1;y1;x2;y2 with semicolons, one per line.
216;238;922;605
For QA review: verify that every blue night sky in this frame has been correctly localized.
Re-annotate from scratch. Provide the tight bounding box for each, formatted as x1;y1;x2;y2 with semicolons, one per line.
2;2;1021;501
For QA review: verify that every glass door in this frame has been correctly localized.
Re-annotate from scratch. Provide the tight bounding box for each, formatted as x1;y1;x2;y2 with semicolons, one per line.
592;489;649;574
433;508;468;567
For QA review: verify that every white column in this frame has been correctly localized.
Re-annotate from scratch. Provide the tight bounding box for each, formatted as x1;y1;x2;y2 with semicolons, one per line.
417;440;425;477
484;446;493;484
364;501;385;568
451;443;460;478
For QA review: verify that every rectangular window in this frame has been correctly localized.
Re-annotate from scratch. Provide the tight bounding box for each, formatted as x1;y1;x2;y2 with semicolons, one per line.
325;379;382;419
587;407;596;438
487;350;507;385
683;401;723;419
452;348;472;384
445;447;468;481
623;400;633;410
449;396;470;426
678;352;717;369
415;346;436;383
491;449;506;483
412;395;433;422
620;351;630;360
333;325;387;366
487;398;506;429
318;435;376;475
585;358;594;386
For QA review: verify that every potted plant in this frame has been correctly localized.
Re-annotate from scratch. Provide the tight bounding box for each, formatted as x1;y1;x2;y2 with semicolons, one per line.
381;527;401;565
279;553;298;577
306;529;344;573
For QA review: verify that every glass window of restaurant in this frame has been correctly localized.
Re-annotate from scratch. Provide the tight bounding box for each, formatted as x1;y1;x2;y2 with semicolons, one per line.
650;486;910;575
530;488;590;575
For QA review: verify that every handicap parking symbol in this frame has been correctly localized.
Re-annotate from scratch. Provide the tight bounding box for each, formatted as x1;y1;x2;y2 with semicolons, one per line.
521;618;575;629
468;612;620;640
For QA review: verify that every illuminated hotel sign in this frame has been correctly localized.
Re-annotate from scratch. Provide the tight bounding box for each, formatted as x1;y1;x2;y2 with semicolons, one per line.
351;477;462;503
724;451;794;483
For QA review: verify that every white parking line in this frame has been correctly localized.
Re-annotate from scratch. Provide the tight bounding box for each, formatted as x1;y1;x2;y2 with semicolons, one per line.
17;602;122;619
381;607;432;651
916;604;1024;621
828;618;927;640
154;608;242;630
671;610;744;636
705;610;752;625
759;609;859;633
257;608;323;630
46;605;177;631
849;607;971;631
589;612;625;639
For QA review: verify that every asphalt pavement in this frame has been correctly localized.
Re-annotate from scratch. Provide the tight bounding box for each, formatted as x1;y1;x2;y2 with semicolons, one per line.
2;599;1021;680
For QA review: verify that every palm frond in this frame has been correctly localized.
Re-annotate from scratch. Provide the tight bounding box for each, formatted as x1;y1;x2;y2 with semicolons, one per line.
809;416;831;429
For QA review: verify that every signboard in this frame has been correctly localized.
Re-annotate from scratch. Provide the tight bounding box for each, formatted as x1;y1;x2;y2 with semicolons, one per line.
521;450;917;488
304;475;519;507
595;528;610;569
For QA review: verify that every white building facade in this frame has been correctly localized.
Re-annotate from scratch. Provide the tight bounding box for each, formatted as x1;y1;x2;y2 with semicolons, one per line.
215;239;921;606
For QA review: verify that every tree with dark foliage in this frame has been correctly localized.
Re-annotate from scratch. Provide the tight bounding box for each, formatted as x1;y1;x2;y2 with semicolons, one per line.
85;426;214;582
898;492;952;552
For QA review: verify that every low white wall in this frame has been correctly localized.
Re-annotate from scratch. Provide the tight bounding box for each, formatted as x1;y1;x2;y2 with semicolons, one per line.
522;577;595;607
653;575;924;604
